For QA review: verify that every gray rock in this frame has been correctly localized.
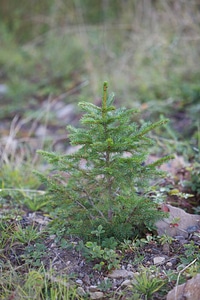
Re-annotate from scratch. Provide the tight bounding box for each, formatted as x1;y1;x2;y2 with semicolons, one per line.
166;273;200;300
121;279;132;287
88;285;98;292
166;262;173;268
112;278;117;289
156;205;200;237
127;263;133;271
0;84;8;95
77;286;86;296
89;291;104;299
153;256;165;265
108;269;134;279
162;243;170;254
76;279;83;285
108;269;135;279
186;225;200;234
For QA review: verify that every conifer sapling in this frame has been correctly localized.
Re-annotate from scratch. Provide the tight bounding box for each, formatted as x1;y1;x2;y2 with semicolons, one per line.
37;82;172;240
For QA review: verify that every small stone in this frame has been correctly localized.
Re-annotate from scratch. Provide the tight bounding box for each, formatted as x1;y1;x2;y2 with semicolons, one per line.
76;279;83;285
88;285;98;292
186;225;199;233
192;234;200;241
127;264;133;271
49;234;56;239
170;258;179;265
179;239;188;245
112;279;117;289
108;269;134;279
121;279;132;287
162;243;170;254
0;84;8;95
83;274;91;285
166;262;173;268
89;291;104;299
153;256;165;265
156;204;200;238
77;286;86;296
174;235;185;241
167;274;200;300
96;280;101;286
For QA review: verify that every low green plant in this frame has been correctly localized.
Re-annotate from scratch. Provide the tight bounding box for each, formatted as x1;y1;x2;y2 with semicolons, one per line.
47;219;69;243
23;242;47;267
91;224;105;245
97;278;113;292
193;206;200;214
147;186;168;205
131;268;165;300
139;234;156;246
23;270;44;299
158;234;174;245
37;82;172;241
182;262;200;278
101;236;118;249
23;194;50;212
0;266;81;300
168;188;194;200
14;225;41;244
84;241;119;271
0;164;42;210
120;239;140;253
0;164;40;190
0;220;15;250
179;241;200;266
185;162;200;196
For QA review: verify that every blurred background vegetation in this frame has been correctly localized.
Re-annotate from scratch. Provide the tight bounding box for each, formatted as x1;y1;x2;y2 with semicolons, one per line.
0;0;200;153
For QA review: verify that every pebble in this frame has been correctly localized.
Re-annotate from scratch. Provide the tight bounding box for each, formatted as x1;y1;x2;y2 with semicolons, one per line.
0;84;8;95
170;258;179;265
127;263;133;271
186;225;199;233
108;269;135;279
83;274;91;285
89;291;104;299
153;256;165;265
167;273;200;300
174;235;185;241
88;285;98;292
121;279;132;287
166;262;173;268
162;243;170;254
112;278;117;289
76;279;83;285
77;286;86;296
49;235;56;240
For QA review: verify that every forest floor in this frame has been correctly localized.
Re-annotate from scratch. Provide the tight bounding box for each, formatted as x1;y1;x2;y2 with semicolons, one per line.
0;96;199;299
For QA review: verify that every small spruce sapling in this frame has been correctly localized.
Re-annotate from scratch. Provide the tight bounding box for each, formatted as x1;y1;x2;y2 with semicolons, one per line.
37;82;172;240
